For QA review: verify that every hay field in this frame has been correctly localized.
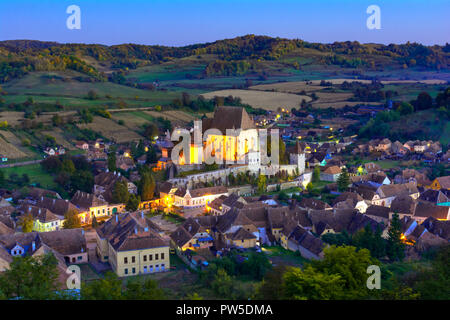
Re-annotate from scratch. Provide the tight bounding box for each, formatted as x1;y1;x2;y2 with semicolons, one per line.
308;78;447;85
250;81;324;94
0;130;37;158
0;135;28;159
144;110;198;126
78;117;143;143
201;89;311;111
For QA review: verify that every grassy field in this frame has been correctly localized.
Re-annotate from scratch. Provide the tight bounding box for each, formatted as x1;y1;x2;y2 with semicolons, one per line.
1;163;57;190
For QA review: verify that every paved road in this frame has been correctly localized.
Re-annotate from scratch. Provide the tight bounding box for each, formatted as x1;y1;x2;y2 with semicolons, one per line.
0;159;43;169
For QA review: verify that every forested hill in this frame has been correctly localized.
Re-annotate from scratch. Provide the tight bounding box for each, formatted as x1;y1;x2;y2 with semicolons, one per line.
0;35;449;83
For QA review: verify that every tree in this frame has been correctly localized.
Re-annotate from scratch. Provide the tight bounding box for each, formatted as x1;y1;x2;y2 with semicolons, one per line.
186;292;203;300
138;172;155;201
91;216;99;228
146;146;158;164
0;253;60;300
310;245;376;299
352;225;386;259
87;90;98;100
414;92;433;111
144;123;159;140
18;213;34;233
386;213;405;261
282;266;344;300
211;268;234;298
124;278;166;300
337;167;350;192
240;252;272;281
257;174;267;193
61;159;75;175
63;209;82;229
107;152;116;172
312;166;321;183
397;102;414;115
41;156;62;173
112;181;130;204
256;265;288;300
70;170;94;194
126;194;140;212
81;272;122;300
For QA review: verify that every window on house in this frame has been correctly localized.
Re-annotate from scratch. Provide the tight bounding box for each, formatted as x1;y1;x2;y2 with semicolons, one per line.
143;255;147;262
124;257;128;264
155;254;159;260
124;268;128;275
161;253;164;260
132;256;135;263
132;268;136;274
149;254;153;261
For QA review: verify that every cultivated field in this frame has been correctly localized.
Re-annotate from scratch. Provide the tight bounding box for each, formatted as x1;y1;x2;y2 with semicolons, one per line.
41;128;76;150
201;89;311;111
0;135;28;159
78;117;143;143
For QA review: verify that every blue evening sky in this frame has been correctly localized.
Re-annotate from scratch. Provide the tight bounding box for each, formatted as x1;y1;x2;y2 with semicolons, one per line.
0;0;448;46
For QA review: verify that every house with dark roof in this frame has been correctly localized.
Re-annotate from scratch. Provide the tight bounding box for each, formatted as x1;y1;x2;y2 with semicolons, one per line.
96;212;170;277
0;229;87;273
413;201;450;222
286;225;325;260
17;204;63;232
170;217;216;251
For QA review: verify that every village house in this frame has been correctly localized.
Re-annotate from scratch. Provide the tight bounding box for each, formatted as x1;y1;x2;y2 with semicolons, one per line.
96;212;170;277
93;171;137;202
428;176;450;191
75;141;89;150
17;204;64;232
332;192;368;213
171;217;217;251
320;165;342;182
71;191;124;224
412;201;450;222
173;186;228;210
0;228;87;272
374;182;419;207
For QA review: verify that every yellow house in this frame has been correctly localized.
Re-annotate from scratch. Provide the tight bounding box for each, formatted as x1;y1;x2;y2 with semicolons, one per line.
17;204;63;232
96;212;170;277
429;176;450;190
225;227;257;249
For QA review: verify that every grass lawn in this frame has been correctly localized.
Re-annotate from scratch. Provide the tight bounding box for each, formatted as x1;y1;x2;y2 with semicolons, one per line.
1;163;57;190
262;245;309;268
